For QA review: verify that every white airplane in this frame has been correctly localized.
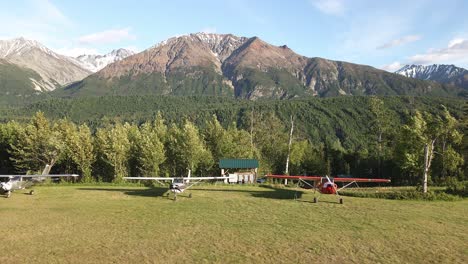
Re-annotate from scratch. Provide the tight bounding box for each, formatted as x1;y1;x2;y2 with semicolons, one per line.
123;170;230;201
0;165;79;198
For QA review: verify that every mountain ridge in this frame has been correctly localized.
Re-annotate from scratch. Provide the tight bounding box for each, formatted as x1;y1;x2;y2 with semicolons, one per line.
0;34;464;100
0;37;91;92
396;64;468;90
72;48;135;72
57;32;463;99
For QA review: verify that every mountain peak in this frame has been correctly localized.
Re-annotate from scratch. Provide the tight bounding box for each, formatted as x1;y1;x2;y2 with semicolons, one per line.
0;37;90;92
396;64;468;90
396;64;467;78
74;48;135;72
0;37;54;58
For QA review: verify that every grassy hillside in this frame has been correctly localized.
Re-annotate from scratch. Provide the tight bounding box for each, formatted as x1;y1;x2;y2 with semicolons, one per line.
1;185;466;263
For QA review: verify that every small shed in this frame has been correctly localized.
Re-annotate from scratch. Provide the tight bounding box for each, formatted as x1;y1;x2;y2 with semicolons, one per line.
219;159;259;183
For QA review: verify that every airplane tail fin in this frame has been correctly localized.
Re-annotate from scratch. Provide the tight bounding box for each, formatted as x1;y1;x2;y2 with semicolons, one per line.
186;169;191;183
41;165;51;175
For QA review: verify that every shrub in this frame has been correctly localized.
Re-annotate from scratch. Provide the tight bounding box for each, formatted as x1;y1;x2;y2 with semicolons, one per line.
445;179;468;197
340;187;461;201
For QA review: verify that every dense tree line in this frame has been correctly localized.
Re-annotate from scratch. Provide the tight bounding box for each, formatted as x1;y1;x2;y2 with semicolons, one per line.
0;97;465;190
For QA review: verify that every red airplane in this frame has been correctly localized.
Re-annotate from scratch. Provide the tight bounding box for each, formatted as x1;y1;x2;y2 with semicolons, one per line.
265;174;391;204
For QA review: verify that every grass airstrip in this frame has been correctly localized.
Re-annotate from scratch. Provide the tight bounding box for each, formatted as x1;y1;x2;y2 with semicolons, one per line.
1;184;467;263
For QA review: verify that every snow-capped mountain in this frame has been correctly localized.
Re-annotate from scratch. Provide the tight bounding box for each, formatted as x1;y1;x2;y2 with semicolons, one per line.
73;49;135;72
151;32;249;63
0;37;90;91
396;64;468;89
55;32;461;99
0;37;58;59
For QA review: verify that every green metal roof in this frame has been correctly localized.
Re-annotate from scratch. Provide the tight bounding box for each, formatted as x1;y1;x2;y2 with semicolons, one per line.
219;159;259;169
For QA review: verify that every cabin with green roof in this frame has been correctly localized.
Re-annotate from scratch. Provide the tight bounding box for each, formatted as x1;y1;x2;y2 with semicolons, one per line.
219;159;259;183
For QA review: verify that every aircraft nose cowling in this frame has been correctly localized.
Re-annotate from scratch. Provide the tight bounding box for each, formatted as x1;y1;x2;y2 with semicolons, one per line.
1;182;9;191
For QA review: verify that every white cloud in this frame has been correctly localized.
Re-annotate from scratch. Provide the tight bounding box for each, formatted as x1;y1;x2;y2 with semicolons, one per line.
409;38;468;65
78;28;136;45
55;47;99;57
311;0;345;16
448;38;465;48
381;61;404;72
201;27;217;34
377;35;422;49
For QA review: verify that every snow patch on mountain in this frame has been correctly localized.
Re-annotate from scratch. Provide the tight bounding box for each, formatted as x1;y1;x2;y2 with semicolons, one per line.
396;64;467;80
73;48;135;72
150;33;248;63
0;37;59;59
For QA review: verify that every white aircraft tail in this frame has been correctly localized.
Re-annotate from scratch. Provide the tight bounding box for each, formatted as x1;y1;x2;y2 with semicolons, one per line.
186;169;191;183
41;165;51;175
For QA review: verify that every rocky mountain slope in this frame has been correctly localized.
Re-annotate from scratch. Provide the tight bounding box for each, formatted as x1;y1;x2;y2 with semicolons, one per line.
396;64;468;90
73;48;135;72
0;37;91;92
58;33;462;99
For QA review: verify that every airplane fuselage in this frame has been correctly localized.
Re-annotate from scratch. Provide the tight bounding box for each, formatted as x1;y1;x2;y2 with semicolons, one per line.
0;178;28;192
169;182;186;193
319;181;338;194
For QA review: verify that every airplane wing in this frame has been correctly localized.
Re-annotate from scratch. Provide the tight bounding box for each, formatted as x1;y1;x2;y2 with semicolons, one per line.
333;177;391;183
265;175;322;180
123;177;175;181
181;176;229;180
0;174;79;178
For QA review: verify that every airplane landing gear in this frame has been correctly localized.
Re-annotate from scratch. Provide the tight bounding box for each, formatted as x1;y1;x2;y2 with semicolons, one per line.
6;191;11;198
29;190;35;195
313;197;318;203
188;193;192;198
339;198;343;204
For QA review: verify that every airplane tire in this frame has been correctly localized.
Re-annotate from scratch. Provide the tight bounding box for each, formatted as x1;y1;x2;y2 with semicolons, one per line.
339;198;343;204
313;197;318;203
30;190;35;195
189;193;192;198
6;191;11;198
173;196;177;202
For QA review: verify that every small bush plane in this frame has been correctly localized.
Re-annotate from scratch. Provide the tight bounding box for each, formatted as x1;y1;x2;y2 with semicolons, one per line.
0;165;79;198
266;174;391;204
123;170;230;201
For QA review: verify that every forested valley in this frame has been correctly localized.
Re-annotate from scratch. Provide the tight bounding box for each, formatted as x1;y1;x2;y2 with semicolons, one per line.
0;95;466;189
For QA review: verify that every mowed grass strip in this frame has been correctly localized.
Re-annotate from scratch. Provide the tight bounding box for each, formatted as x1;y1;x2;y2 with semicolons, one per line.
1;185;467;264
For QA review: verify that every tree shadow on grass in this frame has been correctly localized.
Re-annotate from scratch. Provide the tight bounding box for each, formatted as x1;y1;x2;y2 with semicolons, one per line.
78;187;169;198
194;185;307;200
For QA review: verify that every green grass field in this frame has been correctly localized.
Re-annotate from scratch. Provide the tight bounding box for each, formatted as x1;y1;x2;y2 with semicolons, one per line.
1;185;467;263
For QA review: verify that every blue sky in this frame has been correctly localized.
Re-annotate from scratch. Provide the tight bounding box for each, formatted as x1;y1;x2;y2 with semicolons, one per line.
1;0;467;71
